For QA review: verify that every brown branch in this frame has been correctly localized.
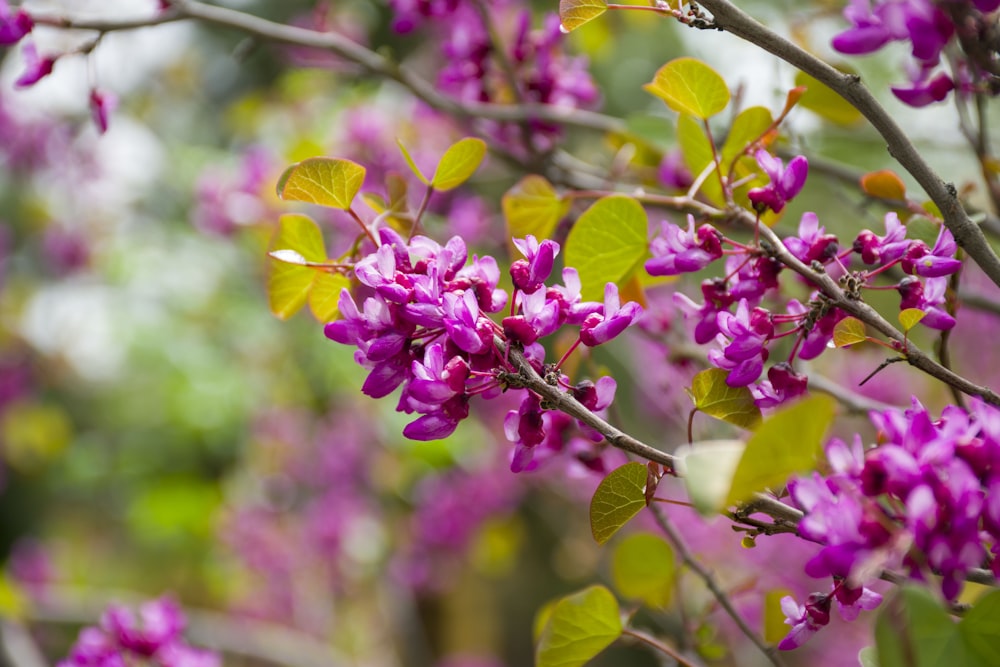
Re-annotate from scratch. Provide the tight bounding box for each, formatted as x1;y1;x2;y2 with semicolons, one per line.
695;0;1000;291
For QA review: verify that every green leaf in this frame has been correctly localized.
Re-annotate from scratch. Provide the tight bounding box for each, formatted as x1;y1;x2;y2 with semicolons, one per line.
502;175;569;242
720;106;773;170
309;272;351;323
276;158;366;209
689;368;762;429
676;440;745;516
590;462;648;544
677;113;722;205
763;588;794;644
833;317;867;347
899;308;927;332
794;69;863;126
564;195;648;301
267;214;328;320
959;590;1000;665
397;138;431;186
725;395;836;506
536;585;622;667
644;57;730;120
610;532;675;608
876;586;968;667
558;0;608;32
432;137;487;191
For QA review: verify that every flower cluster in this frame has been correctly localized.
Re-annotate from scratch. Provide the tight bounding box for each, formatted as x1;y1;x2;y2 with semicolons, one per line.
777;396;1000;647
388;0;598;149
326;229;642;468
59;597;219;667
646;149;962;405
832;0;1000;107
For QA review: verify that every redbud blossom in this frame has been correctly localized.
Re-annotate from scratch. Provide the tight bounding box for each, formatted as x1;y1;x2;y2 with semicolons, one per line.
0;0;32;45
747;150;808;213
14;42;55;88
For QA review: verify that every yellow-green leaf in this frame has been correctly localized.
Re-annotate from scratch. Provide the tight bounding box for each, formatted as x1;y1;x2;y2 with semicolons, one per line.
720;106;774;171
558;0;608;32
676;440;745;516
590;462;648;544
536;585;622;667
861;170;907;201
502;175;569;242
267;214;327;320
309;272;351;323
276;158;366;209
689;368;762;429
432;137;487;191
725;395;836;507
564;195;648;301
794;69;863;126
899;308;927;332
397;139;431;186
833;317;867;347
611;532;675;608
644;57;730;120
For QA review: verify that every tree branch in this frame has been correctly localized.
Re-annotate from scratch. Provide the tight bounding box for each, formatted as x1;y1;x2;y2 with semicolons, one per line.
695;0;1000;291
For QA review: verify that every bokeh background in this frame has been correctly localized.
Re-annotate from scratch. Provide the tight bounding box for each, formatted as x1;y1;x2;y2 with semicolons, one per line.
1;1;998;666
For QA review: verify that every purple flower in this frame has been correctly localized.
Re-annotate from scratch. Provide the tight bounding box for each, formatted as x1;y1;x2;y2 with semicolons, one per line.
645;216;723;276
579;282;642;347
707;299;773;386
90;89;116;135
546;268;602;325
897;276;955;330
15;42;55;88
752;362;808;409
901;226;961;277
747;150;808;213
891;71;954;107
0;0;32;45
673;279;734;344
853;212;911;265
784;212;838;264
101;598;185;657
777;593;831;650
511;235;559;293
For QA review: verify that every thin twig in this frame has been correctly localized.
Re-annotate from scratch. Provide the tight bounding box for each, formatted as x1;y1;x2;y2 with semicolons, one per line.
621;627;702;667
648;503;785;667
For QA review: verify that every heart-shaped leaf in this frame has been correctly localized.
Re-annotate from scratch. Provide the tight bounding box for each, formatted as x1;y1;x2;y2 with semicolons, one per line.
590;462;648;544
564;195;648;301
644;58;730;120
432;137;487;191
536;585;622;667
277;158;366;210
558;0;608;32
689;368;762;429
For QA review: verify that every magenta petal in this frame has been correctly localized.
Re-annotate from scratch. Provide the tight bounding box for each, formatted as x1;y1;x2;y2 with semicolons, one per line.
832;26;891;54
403;413;459;441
